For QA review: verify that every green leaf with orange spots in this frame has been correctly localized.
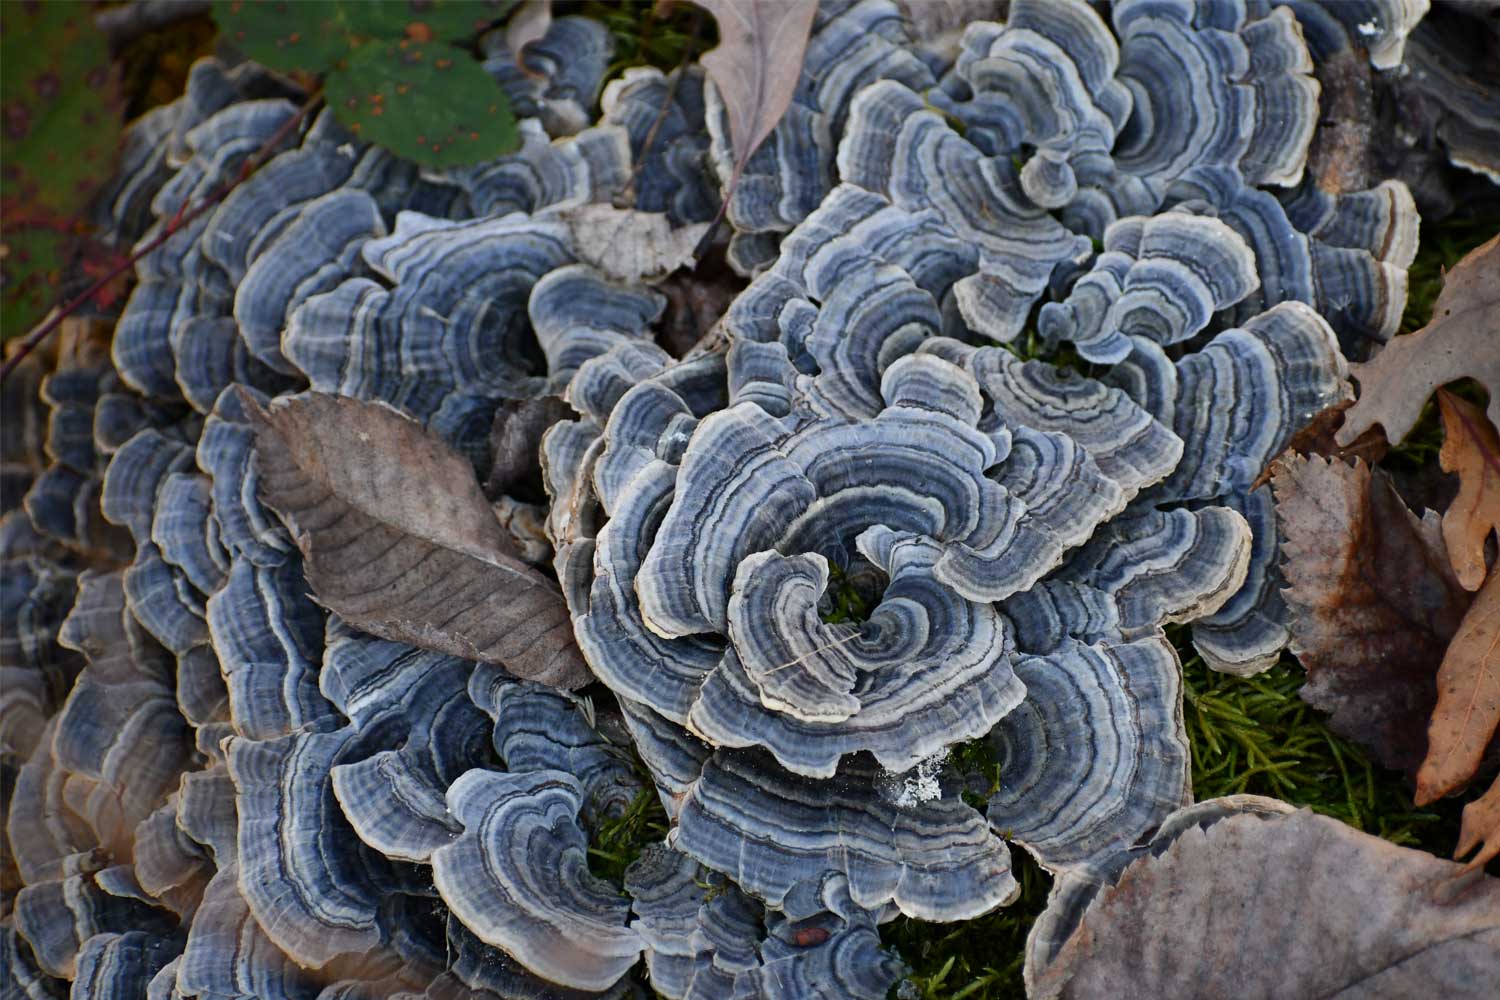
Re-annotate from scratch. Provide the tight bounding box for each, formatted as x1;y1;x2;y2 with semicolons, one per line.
1;2;122;336
1;228;67;341
213;0;522;167
350;0;518;43
212;0;350;73
326;40;519;167
213;0;518;74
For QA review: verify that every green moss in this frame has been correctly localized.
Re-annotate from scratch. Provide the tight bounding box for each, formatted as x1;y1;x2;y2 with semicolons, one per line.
884;850;1051;1000
1178;635;1471;855
821;561;877;624
588;783;670;886
576;0;712;77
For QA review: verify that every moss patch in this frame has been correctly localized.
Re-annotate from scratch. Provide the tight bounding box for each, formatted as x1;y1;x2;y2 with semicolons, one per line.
588;782;670;886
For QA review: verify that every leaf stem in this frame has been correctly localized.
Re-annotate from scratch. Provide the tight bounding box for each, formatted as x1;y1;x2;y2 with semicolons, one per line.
1;88;325;384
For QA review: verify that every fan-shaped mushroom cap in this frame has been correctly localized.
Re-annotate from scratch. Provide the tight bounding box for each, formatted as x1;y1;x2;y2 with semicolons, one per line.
1276;0;1428;69
101;430;195;547
52;572;191;859
1039;213;1260;362
225;732;388;969
431;768;643;991
71;930;180;1000
705;0;937;273
471;663;640;823
13;865;176;980
629;842;907;1000
176;865;321;1000
747;874;906;1000
285;206;674;464
479;15;616;138
207;558;331;740
529;264;666;387
197;386;294;569
7;720;93;889
0;557;82;762
132;798;212;922
932;0;1128;209
986;635;1189;870
233;188;387;376
602;66;720;226
322;633;494;863
838;80;1093;341
674;749;1016;922
2;920;68;998
685;528;1024;777
1124;300;1350;674
438;119;631;218
1107;0;1318;202
114;100;300;401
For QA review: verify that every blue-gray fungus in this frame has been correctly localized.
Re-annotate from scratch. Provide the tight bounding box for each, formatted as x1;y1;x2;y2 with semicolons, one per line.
6;0;1474;995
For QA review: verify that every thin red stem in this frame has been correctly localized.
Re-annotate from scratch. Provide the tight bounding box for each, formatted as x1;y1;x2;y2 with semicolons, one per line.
1;90;325;385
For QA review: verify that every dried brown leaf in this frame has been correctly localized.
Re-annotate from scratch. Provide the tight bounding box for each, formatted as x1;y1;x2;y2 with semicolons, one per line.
1032;807;1500;999
1417;568;1500;804
485;395;574;502
505;0;551;65
1456;773;1500;871
1248;399;1389;491
1338;235;1500;447
1273;454;1471;776
694;0;817;192
243;391;590;690
656;247;747;357
1438;389;1500;590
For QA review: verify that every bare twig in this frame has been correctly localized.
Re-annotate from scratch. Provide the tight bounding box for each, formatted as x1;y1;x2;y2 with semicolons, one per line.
1;90;324;385
619;64;688;208
618;8;702;210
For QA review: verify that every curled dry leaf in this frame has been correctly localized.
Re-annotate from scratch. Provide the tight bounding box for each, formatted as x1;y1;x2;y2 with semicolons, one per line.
505;0;552;64
1032;805;1500;1000
1437;389;1500;591
1273;454;1472;776
1457;774;1500;871
1416;568;1500;804
1338;235;1500;448
486;395;575;501
561;205;711;284
694;0;818;192
242;390;591;690
1248;399;1389;492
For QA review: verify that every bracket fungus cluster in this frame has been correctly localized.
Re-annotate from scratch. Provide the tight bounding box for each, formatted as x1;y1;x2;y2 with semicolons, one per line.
5;0;1490;998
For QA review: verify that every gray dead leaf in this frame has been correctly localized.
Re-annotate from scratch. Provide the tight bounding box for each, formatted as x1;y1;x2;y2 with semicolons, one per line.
505;0;552;64
242;390;591;690
561;204;710;283
694;0;818;192
1032;804;1500;1000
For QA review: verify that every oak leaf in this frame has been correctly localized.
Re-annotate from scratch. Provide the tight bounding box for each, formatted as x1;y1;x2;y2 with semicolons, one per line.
1031;806;1500;999
694;0;818;194
1437;389;1500;590
1337;235;1500;447
1273;454;1471;776
242;390;591;690
1416;568;1500;804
